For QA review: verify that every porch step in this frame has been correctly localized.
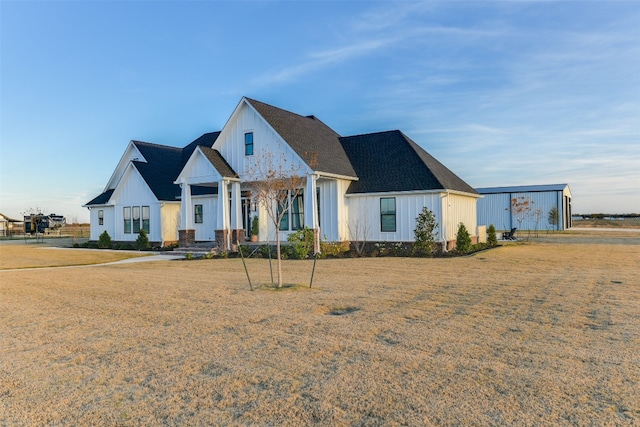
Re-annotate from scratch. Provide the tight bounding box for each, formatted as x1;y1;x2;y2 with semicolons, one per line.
173;242;218;256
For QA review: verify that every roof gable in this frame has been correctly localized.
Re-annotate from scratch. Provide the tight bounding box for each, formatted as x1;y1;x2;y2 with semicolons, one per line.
199;147;237;178
245;98;357;178
86;133;218;205
175;146;238;185
339;130;477;195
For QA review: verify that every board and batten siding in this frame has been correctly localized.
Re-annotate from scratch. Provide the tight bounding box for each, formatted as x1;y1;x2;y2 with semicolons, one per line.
89;206;114;241
345;192;445;242
191;195;218;241
441;193;478;243
214;101;309;182
316;178;351;242
110;166;162;242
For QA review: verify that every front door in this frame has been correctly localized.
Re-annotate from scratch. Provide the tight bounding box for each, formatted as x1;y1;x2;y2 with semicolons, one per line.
242;196;251;239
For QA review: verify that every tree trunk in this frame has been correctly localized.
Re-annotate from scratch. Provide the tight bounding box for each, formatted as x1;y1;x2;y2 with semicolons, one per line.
276;229;283;288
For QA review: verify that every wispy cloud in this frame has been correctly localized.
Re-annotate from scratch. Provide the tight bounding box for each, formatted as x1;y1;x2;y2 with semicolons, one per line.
252;37;396;87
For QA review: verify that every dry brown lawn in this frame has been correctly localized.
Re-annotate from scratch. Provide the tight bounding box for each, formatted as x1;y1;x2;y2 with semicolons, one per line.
0;245;150;270
1;235;639;426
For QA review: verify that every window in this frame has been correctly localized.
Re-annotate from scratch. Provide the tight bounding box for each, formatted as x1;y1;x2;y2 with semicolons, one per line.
244;132;254;156
123;207;131;234
194;204;203;224
380;197;396;232
142;206;150;233
124;206;150;234
98;210;104;226
277;190;305;231
132;206;141;233
278;192;289;231
291;192;304;230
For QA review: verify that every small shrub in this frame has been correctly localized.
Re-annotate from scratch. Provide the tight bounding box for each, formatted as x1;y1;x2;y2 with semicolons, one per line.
287;227;315;259
456;223;472;253
319;241;349;258
98;231;112;249
135;229;150;250
487;224;498;246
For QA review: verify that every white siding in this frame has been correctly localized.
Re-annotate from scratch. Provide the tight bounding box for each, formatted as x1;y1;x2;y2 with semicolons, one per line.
192;195;218;241
345;192;446;242
105;143;144;190
442;193;478;242
316;178;350;241
89;206;114;241
110;166;161;241
176;148;223;185
213;101;309;181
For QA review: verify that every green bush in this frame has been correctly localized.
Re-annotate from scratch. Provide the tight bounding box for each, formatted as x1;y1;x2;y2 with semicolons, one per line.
287;227;315;259
456;223;472;253
414;207;438;255
487;224;498;246
98;231;112;249
135;229;150;250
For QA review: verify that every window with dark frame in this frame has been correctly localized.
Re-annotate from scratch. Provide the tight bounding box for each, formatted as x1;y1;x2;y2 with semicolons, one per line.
244;132;254;156
380;197;396;232
291;192;304;230
194;204;203;224
132;206;141;233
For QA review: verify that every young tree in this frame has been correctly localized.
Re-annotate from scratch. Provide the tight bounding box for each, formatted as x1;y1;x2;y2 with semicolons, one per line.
506;196;533;236
548;207;559;232
487;224;498;246
135;229;150;250
532;208;544;238
98;231;112;249
245;149;305;288
456;223;472;253
413;207;438;255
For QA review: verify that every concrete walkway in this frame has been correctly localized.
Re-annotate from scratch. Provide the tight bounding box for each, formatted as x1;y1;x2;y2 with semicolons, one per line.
0;253;184;273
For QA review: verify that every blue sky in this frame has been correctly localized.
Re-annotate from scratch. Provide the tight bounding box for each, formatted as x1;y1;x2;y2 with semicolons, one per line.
1;1;639;223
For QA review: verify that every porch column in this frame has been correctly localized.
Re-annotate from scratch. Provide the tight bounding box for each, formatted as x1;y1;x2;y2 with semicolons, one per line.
215;179;229;251
230;181;244;245
179;183;195;246
304;174;320;253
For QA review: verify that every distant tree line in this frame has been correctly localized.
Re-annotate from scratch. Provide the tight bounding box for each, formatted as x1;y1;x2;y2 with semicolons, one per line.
574;213;639;219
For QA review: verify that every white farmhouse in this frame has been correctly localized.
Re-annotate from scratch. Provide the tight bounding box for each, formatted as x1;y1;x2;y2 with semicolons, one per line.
85;97;480;250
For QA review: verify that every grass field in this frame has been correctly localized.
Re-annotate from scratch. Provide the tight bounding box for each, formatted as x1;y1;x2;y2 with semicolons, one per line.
1;233;639;425
0;245;150;270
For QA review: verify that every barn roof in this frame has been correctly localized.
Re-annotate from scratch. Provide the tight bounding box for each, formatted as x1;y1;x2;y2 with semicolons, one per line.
476;184;570;194
339;130;478;195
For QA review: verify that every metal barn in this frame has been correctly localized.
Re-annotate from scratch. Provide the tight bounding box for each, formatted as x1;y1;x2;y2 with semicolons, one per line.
476;184;572;232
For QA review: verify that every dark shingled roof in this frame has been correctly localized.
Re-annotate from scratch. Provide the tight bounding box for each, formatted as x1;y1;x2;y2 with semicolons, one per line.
199;147;237;178
181;132;220;165
339;130;478;195
245;98;357;178
85;189;115;206
85;133;219;205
